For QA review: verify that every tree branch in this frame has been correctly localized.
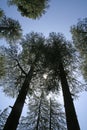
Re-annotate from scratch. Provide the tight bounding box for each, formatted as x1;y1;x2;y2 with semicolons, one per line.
15;59;27;75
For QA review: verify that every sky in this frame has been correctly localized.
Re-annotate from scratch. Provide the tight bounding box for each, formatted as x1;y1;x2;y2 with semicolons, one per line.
0;0;87;129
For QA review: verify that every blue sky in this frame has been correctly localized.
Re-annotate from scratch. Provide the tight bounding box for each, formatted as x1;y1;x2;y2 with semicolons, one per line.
0;0;87;129
1;0;87;39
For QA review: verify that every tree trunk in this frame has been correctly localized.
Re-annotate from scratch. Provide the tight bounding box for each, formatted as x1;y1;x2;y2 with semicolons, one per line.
36;93;42;130
59;62;80;130
3;65;34;130
49;98;51;130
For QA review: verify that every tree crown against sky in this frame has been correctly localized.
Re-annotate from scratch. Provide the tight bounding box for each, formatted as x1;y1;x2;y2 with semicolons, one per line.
42;32;84;95
8;0;50;19
71;18;87;83
0;8;4;18
0;32;47;98
0;31;85;98
0;15;22;42
42;32;81;130
0;0;86;129
0;30;85;130
18;91;67;130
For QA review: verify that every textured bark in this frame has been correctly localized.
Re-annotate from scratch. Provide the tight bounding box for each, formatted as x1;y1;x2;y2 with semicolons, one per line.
59;62;80;130
3;65;34;130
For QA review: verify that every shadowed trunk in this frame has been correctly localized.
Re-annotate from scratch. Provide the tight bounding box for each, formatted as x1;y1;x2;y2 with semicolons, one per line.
49;98;52;130
3;65;34;130
59;62;80;130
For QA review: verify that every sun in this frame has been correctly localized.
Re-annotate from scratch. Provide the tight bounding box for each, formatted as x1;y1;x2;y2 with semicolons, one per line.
43;73;48;79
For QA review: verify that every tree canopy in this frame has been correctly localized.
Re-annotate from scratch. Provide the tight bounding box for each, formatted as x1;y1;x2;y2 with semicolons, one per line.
0;0;86;130
18;92;66;130
8;0;49;19
0;108;8;130
42;32;81;130
0;32;45;96
1;31;83;130
0;16;22;42
0;8;4;18
44;32;79;91
71;18;87;82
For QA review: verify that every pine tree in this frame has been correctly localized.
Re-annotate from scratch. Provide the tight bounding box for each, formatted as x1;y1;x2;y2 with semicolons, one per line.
18;91;66;130
1;32;82;130
0;108;8;130
49;97;67;130
17;91;49;130
0;8;4;18
8;0;49;19
3;32;45;130
0;16;22;42
71;18;87;82
0;54;5;78
44;32;80;130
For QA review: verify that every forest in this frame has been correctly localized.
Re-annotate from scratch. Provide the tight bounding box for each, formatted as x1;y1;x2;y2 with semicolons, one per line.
0;0;87;130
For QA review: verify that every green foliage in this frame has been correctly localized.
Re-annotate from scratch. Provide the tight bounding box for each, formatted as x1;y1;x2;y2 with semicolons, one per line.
71;18;87;82
18;92;49;130
44;32;76;69
0;32;45;97
0;108;8;130
43;32;81;130
0;45;24;97
20;32;45;67
71;18;87;55
1;31;82;99
0;16;22;42
43;32;81;93
1;32;82;129
0;54;6;78
0;9;4;18
18;92;66;130
8;0;49;19
49;98;67;130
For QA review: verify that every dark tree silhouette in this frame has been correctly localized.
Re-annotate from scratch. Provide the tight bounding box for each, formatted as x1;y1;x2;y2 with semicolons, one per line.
44;32;80;130
3;32;45;130
1;32;82;130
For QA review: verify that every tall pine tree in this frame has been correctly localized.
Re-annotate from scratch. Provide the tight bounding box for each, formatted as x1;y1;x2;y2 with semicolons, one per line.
44;32;80;130
3;32;45;130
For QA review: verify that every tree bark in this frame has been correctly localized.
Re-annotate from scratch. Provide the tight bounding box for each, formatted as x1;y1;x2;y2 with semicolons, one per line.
3;65;34;130
49;98;51;130
59;62;80;130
